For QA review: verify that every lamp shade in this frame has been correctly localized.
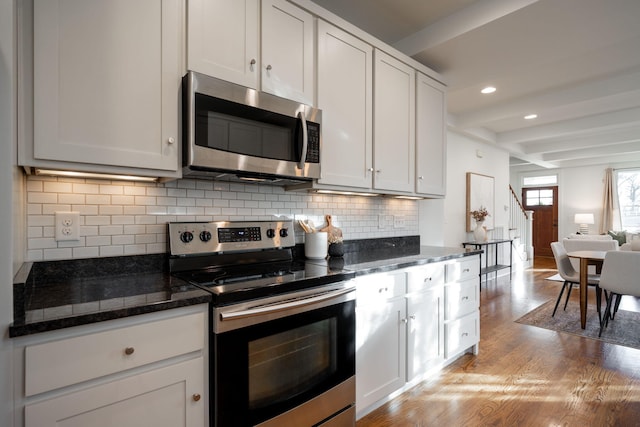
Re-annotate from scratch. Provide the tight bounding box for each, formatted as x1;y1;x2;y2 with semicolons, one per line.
574;213;595;224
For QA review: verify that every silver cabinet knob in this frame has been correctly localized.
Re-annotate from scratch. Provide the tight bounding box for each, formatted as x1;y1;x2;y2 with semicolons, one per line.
266;64;272;71
167;137;175;144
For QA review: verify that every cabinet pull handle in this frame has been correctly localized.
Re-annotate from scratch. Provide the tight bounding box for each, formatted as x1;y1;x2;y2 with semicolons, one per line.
409;315;416;320
367;167;374;172
401;318;408;324
167;137;175;145
463;268;470;273
418;176;424;180
124;347;135;356
378;287;388;293
462;333;469;337
249;59;256;70
462;296;469;301
424;277;432;282
266;64;272;71
192;393;201;402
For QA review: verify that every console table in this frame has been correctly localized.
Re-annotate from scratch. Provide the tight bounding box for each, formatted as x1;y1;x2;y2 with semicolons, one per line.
462;239;513;287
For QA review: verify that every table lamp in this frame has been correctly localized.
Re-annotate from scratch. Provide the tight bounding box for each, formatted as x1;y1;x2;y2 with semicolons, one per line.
574;213;594;234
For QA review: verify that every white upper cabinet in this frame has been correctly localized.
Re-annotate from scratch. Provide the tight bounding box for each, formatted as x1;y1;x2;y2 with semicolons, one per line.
416;72;447;197
373;50;416;193
317;20;373;188
26;0;183;177
187;0;260;89
188;0;314;105
261;0;315;105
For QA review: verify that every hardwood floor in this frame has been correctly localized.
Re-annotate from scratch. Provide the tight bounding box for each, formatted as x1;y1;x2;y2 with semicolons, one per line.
356;256;640;426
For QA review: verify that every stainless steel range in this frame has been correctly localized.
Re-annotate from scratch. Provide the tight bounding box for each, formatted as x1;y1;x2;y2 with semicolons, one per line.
168;220;356;427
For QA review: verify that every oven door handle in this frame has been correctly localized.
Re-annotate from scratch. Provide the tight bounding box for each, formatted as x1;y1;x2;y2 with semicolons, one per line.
220;287;353;321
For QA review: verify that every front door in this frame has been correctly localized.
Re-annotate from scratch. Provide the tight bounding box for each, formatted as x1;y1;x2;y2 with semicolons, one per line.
523;186;558;257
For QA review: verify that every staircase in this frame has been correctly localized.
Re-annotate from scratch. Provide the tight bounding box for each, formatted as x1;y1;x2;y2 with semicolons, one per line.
508;185;534;269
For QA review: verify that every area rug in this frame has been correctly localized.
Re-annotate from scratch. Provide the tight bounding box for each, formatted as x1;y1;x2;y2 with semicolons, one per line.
515;300;640;350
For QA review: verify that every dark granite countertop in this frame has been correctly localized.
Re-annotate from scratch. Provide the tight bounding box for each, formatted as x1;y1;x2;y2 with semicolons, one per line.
10;237;480;338
337;245;482;276
10;254;211;338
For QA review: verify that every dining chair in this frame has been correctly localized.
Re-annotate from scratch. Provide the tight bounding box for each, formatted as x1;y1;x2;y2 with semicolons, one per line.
598;251;640;336
550;242;603;319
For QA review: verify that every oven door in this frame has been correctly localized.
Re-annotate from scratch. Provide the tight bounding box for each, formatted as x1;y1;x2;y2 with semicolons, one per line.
212;283;355;427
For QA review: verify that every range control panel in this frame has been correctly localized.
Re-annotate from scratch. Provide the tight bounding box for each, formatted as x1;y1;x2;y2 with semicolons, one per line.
169;220;295;256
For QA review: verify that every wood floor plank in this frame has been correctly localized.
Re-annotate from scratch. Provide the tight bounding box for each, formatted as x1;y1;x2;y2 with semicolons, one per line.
356;257;640;426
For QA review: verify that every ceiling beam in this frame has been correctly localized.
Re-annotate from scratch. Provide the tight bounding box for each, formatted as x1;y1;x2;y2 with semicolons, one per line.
393;0;539;56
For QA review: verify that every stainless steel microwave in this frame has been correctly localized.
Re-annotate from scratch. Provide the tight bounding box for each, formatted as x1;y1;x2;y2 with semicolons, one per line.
182;71;321;184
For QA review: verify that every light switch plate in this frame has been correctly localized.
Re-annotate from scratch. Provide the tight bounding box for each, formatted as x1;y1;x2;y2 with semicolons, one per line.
55;211;80;241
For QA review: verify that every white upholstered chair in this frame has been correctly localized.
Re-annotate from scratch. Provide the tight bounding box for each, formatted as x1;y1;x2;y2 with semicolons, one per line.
550;242;603;319
598;250;640;336
620;240;640;251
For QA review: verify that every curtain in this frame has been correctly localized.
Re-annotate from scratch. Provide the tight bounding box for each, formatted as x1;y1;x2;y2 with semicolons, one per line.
600;168;614;234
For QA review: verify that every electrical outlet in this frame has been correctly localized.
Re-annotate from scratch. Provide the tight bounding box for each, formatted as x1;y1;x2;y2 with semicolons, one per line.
55;212;80;241
393;215;405;229
378;214;393;229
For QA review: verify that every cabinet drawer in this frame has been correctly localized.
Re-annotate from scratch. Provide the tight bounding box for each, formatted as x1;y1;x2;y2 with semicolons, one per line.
356;271;406;304
445;279;479;320
446;257;479;283
406;263;445;293
25;311;206;397
445;311;479;358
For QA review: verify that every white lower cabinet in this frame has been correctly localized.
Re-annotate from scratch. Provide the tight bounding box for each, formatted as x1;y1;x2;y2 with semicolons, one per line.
25;357;204;427
406;269;445;381
355;256;480;419
355;271;407;414
16;305;208;427
445;256;481;358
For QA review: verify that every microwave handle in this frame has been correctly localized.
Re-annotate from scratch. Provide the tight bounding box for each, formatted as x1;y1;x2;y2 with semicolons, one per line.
297;111;308;170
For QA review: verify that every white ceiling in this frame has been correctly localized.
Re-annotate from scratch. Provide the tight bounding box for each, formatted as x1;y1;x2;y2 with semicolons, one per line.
310;0;640;172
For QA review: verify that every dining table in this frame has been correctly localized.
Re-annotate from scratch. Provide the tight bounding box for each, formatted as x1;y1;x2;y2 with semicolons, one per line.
566;250;607;329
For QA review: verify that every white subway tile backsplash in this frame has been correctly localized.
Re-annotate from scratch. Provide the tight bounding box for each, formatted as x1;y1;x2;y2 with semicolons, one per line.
26;176;419;261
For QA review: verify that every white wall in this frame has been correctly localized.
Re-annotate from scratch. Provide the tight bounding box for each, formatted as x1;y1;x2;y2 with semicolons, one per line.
1;0;16;424
512;161;640;239
420;130;510;248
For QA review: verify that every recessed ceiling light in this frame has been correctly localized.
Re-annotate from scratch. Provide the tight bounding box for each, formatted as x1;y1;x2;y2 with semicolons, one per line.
481;86;496;94
524;114;538;120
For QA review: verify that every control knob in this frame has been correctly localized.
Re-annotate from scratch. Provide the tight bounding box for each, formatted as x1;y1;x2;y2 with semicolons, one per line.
279;228;289;238
266;228;276;239
199;230;212;242
180;231;194;243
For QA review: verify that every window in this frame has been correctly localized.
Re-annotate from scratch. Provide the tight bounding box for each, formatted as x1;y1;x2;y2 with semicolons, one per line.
525;188;554;207
616;169;640;232
523;175;557;187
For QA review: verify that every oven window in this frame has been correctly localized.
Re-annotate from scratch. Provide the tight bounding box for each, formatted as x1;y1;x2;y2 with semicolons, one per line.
248;318;337;410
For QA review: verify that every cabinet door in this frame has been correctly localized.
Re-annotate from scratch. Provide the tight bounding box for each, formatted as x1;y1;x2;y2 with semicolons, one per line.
373;50;415;192
25;357;205;427
187;0;259;89
261;0;314;104
317;20;373;189
32;0;181;173
416;72;446;197
407;286;445;381
356;296;406;413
